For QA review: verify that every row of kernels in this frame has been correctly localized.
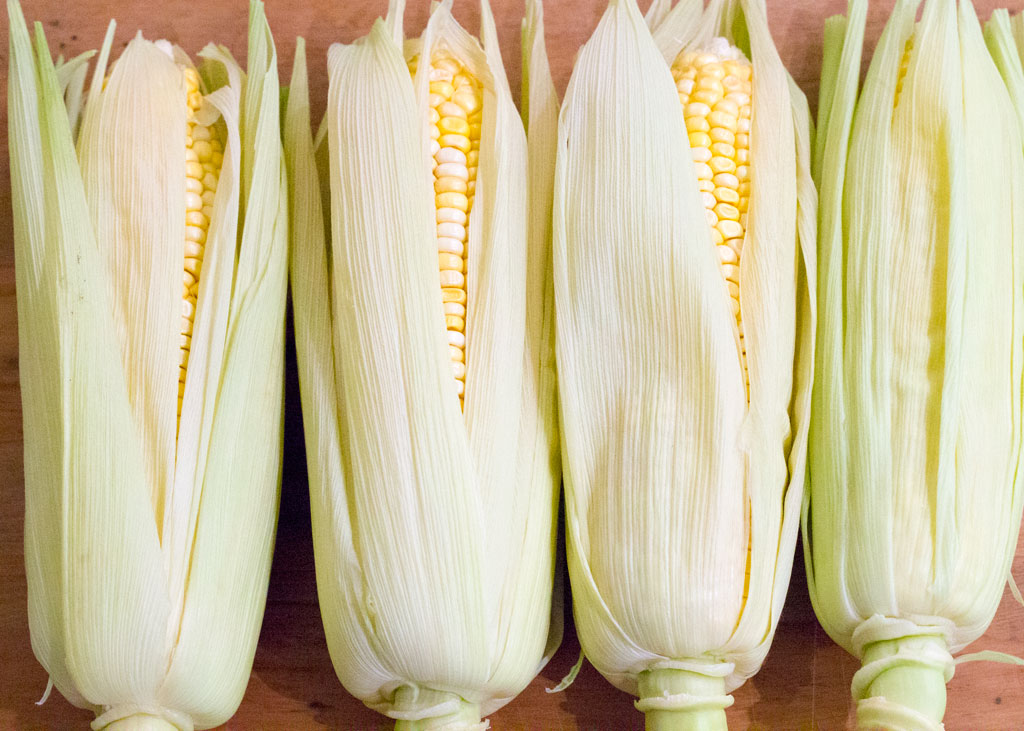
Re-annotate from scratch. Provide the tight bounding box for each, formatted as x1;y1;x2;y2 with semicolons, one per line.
179;66;222;418
185;67;202;113
427;55;483;402
673;47;752;395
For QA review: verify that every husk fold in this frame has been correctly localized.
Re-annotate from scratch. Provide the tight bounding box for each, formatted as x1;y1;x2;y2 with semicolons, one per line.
553;0;815;725
10;1;287;728
806;0;1024;727
284;0;559;726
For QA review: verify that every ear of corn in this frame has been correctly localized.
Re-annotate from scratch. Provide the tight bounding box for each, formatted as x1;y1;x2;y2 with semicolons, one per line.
553;0;815;726
11;1;287;727
285;0;559;726
807;0;1024;727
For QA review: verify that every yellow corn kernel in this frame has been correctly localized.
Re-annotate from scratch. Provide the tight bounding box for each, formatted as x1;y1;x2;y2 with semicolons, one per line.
412;51;483;408
179;63;222;427
671;39;752;395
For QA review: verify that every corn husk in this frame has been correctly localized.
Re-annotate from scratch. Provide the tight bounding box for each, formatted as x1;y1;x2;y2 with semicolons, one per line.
806;0;1024;727
9;1;288;728
552;0;816;727
284;0;560;727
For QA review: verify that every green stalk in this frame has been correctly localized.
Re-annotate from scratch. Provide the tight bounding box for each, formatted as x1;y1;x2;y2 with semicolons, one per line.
856;635;948;731
637;668;730;731
391;687;482;731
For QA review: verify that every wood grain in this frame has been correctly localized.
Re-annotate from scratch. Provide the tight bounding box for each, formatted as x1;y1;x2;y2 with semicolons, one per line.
1;1;1022;729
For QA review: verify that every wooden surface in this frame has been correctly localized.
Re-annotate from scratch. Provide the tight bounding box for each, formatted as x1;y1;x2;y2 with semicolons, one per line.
1;0;1023;728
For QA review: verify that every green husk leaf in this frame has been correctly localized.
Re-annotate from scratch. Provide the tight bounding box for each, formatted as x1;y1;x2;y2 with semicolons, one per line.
814;14;849;185
19;9;171;707
517;0;562;678
53;49;94;138
804;0;865;629
9;0;89;707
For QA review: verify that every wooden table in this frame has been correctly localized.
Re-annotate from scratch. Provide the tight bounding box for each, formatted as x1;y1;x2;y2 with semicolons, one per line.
1;0;1022;728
